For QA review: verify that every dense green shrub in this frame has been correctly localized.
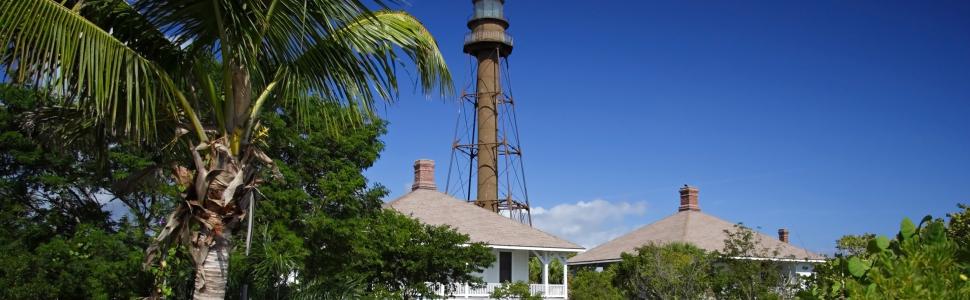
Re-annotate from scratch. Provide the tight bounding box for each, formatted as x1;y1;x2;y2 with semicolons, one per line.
614;242;713;299
799;214;970;299
490;281;542;300
529;256;564;284
601;225;796;299
712;224;792;300
569;268;624;300
0;85;493;299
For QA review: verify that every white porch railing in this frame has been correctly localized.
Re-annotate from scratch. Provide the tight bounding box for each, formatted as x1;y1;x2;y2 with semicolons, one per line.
427;283;566;298
529;283;566;298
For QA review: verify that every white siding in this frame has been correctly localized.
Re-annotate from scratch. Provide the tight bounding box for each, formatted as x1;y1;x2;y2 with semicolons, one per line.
790;262;815;277
512;249;529;282
477;249;531;283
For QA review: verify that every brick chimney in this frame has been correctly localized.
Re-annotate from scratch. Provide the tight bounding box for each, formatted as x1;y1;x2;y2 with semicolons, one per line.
411;159;437;191
778;228;790;243
678;185;700;212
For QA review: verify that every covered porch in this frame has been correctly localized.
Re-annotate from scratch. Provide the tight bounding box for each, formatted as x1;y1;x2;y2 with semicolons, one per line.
429;282;567;298
427;247;577;299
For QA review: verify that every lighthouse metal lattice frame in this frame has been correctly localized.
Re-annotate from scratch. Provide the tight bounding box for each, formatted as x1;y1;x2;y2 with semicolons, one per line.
445;0;532;226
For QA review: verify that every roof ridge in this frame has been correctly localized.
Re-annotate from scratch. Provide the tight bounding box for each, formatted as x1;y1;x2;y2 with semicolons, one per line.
387;189;583;250
693;211;824;259
384;189;420;206
570;209;824;264
600;211;686;245
445;197;583;248
680;211;693;240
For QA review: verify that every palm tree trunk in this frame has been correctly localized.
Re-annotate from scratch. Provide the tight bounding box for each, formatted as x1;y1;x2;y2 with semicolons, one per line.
145;125;274;300
194;232;232;300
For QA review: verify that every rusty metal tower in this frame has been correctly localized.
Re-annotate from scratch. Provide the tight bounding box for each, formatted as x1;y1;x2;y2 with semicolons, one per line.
446;0;532;225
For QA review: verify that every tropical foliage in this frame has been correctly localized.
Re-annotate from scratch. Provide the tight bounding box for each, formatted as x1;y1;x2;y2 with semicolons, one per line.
613;242;713;299
711;224;793;299
218;102;492;299
569;268;624;300
529;256;564;284
603;224;796;299
489;281;542;300
835;233;876;257
948;204;970;258
799;212;970;299
0;84;162;299
1;0;451;297
0;85;492;299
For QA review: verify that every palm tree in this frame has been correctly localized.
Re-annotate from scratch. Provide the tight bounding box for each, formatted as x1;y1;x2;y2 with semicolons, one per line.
0;0;451;298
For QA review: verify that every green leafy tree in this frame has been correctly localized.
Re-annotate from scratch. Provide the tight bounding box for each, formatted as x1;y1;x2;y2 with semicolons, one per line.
711;224;790;300
613;242;713;299
569;268;624;300
800;216;970;299
529;256;564;284
1;0;451;298
836;233;876;257
948;204;970;257
490;281;542;300
0;84;168;299
220;103;492;299
1;84;490;299
0;223;152;299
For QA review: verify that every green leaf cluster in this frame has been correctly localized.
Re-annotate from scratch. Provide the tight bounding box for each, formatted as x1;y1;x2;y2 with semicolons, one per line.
600;224;797;299
800;213;970;299
0;85;162;299
0;86;492;299
3;0;457;296
614;242;714;299
489;281;542;300
529;256;564;284
836;233;876;257
569;268;624;300
222;104;493;299
948;204;970;262
712;224;793;300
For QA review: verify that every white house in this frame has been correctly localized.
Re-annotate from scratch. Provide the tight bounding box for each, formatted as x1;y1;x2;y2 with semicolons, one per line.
568;185;824;279
387;159;585;299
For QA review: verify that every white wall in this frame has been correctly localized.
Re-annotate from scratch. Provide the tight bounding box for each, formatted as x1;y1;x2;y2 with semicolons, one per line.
476;248;530;283
512;249;529;282
787;261;815;277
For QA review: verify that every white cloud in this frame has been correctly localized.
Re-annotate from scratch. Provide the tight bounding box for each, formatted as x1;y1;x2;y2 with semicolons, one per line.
532;199;648;248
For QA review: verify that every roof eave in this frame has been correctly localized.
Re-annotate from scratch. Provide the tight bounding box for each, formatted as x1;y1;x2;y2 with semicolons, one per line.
488;244;586;253
567;258;622;265
730;256;827;263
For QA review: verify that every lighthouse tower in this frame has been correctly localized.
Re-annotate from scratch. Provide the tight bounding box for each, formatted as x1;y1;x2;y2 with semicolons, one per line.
447;0;531;225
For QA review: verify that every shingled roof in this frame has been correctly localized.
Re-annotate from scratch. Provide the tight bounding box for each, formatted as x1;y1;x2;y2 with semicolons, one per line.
386;160;583;251
569;186;823;265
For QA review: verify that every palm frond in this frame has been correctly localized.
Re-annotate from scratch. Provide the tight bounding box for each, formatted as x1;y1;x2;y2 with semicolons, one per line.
0;0;182;139
76;0;184;67
276;10;453;129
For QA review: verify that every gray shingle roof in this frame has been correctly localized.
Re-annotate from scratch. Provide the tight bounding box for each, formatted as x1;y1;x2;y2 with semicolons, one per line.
568;210;824;265
387;189;584;250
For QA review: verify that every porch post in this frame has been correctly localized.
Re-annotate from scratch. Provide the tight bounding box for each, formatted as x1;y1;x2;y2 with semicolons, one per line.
563;263;569;299
543;259;550;296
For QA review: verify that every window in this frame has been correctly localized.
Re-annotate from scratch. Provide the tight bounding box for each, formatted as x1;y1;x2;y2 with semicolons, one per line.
499;251;512;283
473;0;504;20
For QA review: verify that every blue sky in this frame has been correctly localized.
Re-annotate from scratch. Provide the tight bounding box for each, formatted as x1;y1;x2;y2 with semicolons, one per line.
364;0;970;254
